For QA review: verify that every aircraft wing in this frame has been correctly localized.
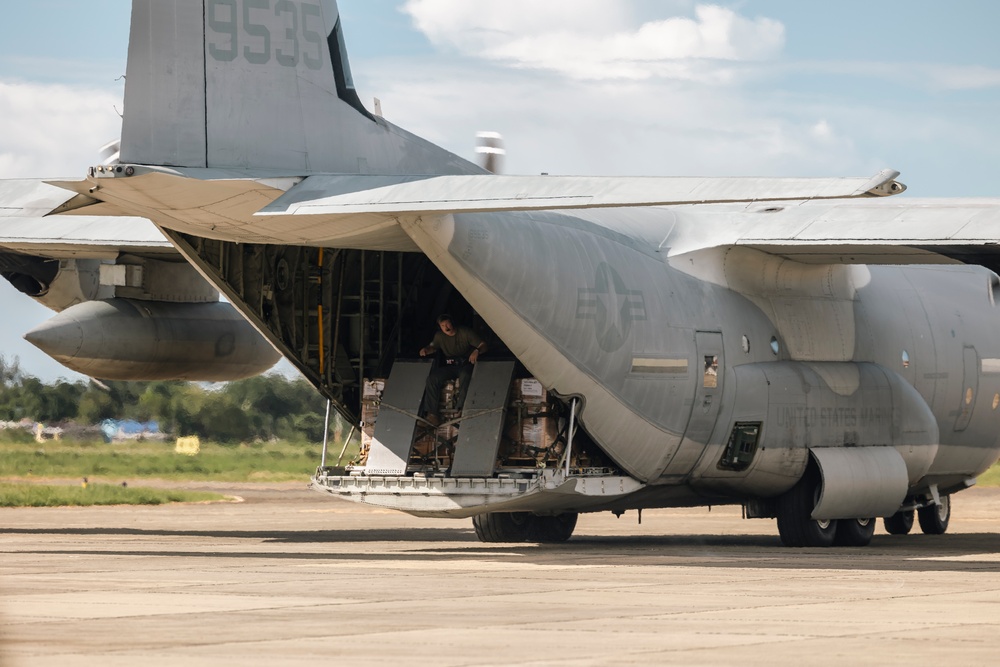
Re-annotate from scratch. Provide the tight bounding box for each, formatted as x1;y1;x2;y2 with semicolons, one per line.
0;179;278;381
257;170;905;217
16;173;998;273
65;167;905;251
0;179;172;259
661;197;1000;271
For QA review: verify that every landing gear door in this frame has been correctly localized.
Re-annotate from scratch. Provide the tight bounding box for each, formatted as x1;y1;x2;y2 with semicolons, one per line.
670;331;725;476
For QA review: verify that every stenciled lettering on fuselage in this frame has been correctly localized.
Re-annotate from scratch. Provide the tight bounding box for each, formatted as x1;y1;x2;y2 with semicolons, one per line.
774;405;894;429
576;263;647;352
206;0;326;70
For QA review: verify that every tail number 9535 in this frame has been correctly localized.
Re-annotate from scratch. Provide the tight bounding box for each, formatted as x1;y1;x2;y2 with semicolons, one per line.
207;0;325;70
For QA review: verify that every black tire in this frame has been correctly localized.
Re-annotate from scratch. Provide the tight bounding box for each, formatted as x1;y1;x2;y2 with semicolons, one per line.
883;509;914;535
527;513;578;543
917;495;951;535
776;468;838;547
472;512;531;543
834;517;876;547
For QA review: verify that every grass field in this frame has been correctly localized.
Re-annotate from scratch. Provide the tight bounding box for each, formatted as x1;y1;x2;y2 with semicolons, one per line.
2;434;997;508
977;464;1000;486
0;483;227;507
0;436;360;484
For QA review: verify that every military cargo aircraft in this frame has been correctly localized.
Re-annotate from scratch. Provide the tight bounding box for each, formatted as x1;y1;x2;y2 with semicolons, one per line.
3;0;1000;547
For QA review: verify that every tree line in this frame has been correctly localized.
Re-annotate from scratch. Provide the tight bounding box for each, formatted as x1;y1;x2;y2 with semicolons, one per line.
0;356;332;443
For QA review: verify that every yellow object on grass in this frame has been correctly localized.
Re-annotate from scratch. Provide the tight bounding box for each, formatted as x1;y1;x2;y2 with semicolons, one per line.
175;436;201;456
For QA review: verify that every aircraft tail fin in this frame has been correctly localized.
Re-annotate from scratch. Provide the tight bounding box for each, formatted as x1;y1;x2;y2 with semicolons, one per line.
120;0;479;176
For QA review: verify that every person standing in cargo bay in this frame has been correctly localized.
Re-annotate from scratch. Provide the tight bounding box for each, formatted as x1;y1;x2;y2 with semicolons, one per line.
419;314;487;426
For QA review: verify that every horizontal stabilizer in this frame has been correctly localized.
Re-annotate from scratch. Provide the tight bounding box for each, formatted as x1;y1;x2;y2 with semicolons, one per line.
0;178;171;258
0;179;80;217
0;216;171;259
257;170;904;217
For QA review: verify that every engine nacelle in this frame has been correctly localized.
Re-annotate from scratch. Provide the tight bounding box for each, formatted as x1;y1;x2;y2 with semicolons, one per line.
24;298;280;381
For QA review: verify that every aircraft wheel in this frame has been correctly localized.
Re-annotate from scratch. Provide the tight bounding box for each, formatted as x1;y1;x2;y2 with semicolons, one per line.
834;517;876;547
472;512;531;543
527;513;578;543
776;468;838;547
883;509;914;535
917;495;951;535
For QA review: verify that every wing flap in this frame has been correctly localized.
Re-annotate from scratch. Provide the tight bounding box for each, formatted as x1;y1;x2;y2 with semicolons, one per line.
0;179;79;217
257;170;904;217
663;198;1000;270
0;215;174;258
740;199;999;250
0;178;174;258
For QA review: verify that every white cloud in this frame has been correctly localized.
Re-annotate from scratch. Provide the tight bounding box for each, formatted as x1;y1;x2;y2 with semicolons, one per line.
811;120;834;141
0;80;122;178
781;59;1000;94
403;0;632;47
922;64;1000;91
402;1;784;81
359;58;861;180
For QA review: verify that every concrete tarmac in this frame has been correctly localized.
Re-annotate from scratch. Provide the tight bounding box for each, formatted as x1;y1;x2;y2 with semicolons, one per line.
3;482;1000;666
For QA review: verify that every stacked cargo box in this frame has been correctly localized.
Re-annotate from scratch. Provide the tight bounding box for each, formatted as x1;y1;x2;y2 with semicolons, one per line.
360;375;573;471
501;378;563;466
410;378;461;466
355;378;385;466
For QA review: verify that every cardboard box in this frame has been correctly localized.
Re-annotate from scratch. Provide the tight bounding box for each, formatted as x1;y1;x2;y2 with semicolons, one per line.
503;401;560;463
437;378;463;411
359;378;385;465
363;378;385;399
410;424;457;463
512;378;545;404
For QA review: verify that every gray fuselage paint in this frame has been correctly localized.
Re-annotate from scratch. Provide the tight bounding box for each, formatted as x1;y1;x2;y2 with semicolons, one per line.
436;210;1000;496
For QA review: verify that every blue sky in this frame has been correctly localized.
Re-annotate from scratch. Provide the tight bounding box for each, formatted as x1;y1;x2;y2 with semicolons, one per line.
1;0;999;381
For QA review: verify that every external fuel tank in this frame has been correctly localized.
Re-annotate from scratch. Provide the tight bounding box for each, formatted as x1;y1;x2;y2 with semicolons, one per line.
24;298;279;381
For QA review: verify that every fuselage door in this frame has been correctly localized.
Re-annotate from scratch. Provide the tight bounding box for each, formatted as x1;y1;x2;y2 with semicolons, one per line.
663;331;725;476
954;346;979;432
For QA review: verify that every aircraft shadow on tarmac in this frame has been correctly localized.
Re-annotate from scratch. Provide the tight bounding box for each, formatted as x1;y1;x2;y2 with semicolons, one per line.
5;526;1000;573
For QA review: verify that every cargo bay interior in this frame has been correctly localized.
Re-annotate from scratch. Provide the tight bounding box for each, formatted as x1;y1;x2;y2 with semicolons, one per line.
165;235;619;479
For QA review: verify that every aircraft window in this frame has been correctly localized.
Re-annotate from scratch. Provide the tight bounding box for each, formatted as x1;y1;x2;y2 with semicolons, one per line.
741;335;750;354
993;393;999;410
718;422;761;471
990;273;1000;306
703;355;719;388
770;337;780;355
902;350;910;368
965;387;974;405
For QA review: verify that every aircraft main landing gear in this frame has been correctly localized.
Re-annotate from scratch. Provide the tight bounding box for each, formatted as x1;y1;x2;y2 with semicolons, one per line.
833;517;876;546
472;512;579;543
775;466;837;547
917;495;951;535
883;495;950;536
883;509;915;535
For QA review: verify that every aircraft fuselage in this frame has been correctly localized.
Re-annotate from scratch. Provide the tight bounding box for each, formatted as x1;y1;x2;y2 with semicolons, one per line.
405;206;1000;506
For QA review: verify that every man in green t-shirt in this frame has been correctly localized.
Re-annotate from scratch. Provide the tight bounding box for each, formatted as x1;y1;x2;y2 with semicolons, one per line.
418;314;488;425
